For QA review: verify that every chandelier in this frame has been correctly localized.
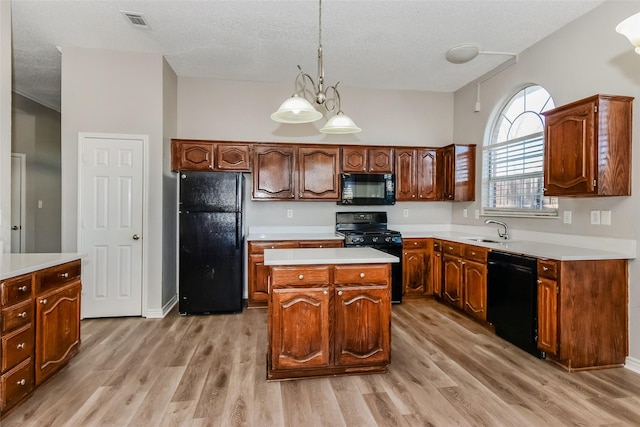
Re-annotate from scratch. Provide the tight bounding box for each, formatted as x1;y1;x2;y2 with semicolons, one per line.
270;0;361;134
616;12;640;54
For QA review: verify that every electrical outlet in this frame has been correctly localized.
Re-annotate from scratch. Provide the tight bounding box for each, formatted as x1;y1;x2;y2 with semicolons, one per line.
474;210;480;219
463;209;468;218
563;210;572;224
38;200;43;209
590;210;601;225
287;209;293;219
601;210;611;225
403;208;409;218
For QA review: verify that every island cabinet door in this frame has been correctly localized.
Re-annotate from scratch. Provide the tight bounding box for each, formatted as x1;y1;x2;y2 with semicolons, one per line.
334;285;390;367
270;287;331;370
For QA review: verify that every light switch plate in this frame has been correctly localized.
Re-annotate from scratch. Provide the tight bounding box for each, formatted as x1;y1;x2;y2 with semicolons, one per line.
601;210;611;225
590;210;601;225
563;211;572;224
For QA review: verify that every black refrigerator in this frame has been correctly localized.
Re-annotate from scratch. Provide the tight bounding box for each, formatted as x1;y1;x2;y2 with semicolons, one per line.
179;171;244;314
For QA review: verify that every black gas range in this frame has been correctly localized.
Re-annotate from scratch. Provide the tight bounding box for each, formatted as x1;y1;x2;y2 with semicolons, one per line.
336;212;403;303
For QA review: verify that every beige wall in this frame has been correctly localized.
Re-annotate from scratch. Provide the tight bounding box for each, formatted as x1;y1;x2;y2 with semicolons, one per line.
12;93;61;252
61;47;167;314
0;2;11;252
452;1;640;360
177;78;456;228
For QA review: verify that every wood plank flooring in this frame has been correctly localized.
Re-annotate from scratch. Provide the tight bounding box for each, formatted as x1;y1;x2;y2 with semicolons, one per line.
4;299;640;426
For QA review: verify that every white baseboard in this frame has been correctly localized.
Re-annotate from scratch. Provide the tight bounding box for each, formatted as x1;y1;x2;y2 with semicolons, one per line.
145;295;177;318
625;356;640;374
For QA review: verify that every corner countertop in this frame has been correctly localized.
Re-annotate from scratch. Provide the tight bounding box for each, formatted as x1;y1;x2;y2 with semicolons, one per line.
264;247;399;266
0;253;82;280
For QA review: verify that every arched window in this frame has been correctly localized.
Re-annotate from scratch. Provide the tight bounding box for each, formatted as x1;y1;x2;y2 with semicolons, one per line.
482;85;558;216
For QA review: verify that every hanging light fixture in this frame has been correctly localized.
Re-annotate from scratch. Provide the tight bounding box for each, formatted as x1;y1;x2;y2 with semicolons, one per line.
271;0;361;134
616;12;640;54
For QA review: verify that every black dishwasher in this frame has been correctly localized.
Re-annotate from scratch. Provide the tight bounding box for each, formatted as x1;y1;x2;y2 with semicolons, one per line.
487;251;544;358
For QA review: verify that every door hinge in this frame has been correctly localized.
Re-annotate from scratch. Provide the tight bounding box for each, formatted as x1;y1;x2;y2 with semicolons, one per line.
593;179;597;188
594;105;598;113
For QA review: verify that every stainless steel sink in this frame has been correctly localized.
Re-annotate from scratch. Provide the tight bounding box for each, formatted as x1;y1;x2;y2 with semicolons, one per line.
467;238;503;244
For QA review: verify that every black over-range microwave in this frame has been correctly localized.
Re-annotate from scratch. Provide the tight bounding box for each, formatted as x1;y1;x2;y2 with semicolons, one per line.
338;173;396;205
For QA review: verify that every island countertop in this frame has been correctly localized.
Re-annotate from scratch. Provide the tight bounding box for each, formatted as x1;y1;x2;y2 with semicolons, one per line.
264;247;399;266
0;253;82;280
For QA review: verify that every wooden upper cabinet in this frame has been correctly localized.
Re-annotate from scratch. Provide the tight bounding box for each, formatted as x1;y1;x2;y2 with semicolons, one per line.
441;144;475;201
396;148;440;201
542;94;633;197
395;148;417;201
172;140;250;172
172;140;214;171
252;145;296;200
342;146;394;173
417;149;440;200
298;146;340;200
216;144;250;171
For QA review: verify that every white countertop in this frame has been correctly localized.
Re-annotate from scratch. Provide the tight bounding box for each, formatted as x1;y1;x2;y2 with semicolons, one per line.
404;231;631;261
0;253;82;280
264;247;399;266
247;232;342;242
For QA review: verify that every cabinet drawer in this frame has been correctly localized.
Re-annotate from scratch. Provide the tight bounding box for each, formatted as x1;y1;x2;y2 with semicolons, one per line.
1;273;33;306
538;259;558;279
34;260;81;293
403;238;429;249
1;358;34;412
298;240;343;248
464;245;488;263
334;264;389;285
443;242;463;257
2;299;34;334
249;241;298;254
2;324;34;372
270;266;330;287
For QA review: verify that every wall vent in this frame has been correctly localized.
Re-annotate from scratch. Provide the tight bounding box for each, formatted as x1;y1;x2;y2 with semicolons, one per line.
121;11;151;29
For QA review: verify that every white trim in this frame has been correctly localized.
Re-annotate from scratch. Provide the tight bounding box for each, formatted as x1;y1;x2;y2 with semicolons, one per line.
146;294;177;318
625;356;640;374
77;132;149;318
10;153;26;252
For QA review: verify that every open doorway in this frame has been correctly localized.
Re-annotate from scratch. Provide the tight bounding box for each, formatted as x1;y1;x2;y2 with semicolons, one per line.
10;153;26;253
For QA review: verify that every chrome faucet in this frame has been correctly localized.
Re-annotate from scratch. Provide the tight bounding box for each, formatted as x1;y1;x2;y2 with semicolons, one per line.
485;219;509;240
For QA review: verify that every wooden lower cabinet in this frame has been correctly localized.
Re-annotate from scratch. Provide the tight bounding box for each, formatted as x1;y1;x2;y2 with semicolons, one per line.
432;241;443;298
1;260;81;417
247;239;343;307
35;281;81;385
463;260;487;321
268;263;391;380
536;258;628;371
402;238;432;297
442;242;487;321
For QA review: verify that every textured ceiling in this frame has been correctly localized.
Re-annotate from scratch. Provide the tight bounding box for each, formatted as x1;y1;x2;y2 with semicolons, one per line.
11;0;605;111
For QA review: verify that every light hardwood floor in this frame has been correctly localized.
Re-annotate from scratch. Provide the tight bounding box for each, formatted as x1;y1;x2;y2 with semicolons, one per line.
4;299;640;426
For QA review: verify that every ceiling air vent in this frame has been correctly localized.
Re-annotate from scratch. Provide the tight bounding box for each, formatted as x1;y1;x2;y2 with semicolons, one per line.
121;11;151;29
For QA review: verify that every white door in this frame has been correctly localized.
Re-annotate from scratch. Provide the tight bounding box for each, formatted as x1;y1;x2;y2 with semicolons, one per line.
80;134;144;318
10;154;26;253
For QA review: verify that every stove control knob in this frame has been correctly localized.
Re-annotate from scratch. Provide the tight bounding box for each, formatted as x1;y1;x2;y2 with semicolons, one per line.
372;236;379;243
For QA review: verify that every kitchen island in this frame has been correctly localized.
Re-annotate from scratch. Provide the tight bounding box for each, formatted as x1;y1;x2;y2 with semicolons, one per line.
264;247;398;380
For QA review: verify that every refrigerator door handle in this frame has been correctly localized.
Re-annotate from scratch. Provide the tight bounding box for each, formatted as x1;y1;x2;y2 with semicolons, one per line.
236;214;241;250
236;174;243;212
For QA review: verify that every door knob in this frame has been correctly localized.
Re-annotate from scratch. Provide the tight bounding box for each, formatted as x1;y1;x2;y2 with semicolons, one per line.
133;234;140;240
11;225;18;230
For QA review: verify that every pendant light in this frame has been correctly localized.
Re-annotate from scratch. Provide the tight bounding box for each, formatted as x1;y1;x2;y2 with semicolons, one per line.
270;0;361;133
616;12;640;54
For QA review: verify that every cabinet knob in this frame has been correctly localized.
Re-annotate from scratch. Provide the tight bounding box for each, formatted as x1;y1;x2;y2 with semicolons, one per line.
448;246;453;250
271;246;275;249
18;285;28;292
16;379;26;386
18;311;27;318
537;279;542;284
61;272;69;278
471;252;476;256
17;342;26;349
319;245;323;248
543;266;549;271
298;274;304;280
40;298;47;304
338;290;343;296
360;272;365;278
323;290;328;295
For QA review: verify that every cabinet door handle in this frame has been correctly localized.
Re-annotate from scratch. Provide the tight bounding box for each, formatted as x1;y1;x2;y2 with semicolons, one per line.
17;342;26;349
359;272;365;278
40;298;47;304
18;311;27;318
338;290;343;296
18;285;28;292
298;274;304;280
16;379;26;386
